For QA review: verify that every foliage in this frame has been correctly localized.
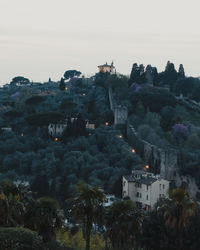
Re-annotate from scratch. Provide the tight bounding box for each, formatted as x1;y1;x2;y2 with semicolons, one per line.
26;112;65;126
28;197;64;242
160;106;178;131
25;96;46;105
0;180;32;227
0;227;44;250
64;70;81;80
59;78;66;91
105;200;144;250
72;182;105;250
10;76;30;86
158;189;196;249
172;124;189;144
57;230;105;250
174;77;200;98
159;61;179;90
130;86;177;113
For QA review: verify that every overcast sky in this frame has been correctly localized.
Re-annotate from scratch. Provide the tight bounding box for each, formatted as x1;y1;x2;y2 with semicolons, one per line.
0;0;200;84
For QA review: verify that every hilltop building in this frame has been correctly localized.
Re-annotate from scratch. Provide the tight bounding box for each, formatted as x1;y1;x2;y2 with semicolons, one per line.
98;61;116;75
122;170;169;211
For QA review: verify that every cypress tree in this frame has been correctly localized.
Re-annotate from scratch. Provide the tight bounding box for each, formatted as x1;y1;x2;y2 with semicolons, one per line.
178;64;185;78
59;77;65;91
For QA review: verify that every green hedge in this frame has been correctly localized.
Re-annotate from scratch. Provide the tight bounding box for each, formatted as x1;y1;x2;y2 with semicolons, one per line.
0;227;44;250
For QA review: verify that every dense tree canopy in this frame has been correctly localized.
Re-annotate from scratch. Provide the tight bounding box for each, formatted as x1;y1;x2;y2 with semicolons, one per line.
64;70;81;80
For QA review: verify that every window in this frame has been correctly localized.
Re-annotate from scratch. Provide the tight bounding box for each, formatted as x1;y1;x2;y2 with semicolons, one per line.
146;195;148;200
140;193;142;198
159;194;161;198
159;184;161;190
146;185;149;191
135;183;141;188
136;192;139;198
163;184;165;189
123;181;126;187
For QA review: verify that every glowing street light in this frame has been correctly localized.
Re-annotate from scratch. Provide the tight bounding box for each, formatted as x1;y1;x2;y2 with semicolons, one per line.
105;122;109;126
131;149;135;153
55;137;59;142
82;93;86;96
145;165;149;169
119;135;123;138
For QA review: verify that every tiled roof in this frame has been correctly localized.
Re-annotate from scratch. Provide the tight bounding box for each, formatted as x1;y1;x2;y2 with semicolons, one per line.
137;177;157;185
124;175;157;185
98;64;112;67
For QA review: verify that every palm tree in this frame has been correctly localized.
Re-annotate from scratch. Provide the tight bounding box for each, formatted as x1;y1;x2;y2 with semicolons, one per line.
0;180;30;227
105;200;144;250
160;188;196;250
24;197;64;242
72;182;105;250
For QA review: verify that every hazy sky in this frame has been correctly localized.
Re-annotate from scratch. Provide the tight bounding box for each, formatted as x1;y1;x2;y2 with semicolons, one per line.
0;0;200;84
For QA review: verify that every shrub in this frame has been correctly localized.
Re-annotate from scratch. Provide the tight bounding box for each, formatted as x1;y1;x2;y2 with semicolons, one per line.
0;227;43;250
172;124;189;144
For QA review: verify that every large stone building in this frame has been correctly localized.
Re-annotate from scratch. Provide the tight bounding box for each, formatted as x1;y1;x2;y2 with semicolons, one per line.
122;170;169;211
98;62;115;75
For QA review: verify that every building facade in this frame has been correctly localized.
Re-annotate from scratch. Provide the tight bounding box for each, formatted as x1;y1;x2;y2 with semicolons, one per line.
48;123;67;137
122;170;169;210
98;62;115;75
48;119;95;137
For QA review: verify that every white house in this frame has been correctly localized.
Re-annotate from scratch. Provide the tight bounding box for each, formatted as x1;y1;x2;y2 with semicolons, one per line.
48;119;95;137
103;194;116;207
1;127;12;132
122;170;169;211
48;123;67;137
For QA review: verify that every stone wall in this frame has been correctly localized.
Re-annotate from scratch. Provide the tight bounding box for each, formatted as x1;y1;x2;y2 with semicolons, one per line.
127;123;178;181
109;88;128;127
127;122;200;199
108;87;200;199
